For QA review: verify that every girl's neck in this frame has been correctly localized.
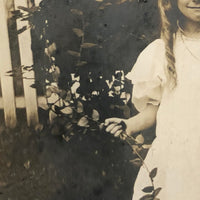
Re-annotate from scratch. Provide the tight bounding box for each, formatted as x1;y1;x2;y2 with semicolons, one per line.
181;19;200;39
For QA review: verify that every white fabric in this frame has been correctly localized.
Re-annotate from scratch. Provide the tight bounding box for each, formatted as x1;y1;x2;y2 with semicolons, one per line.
127;32;200;200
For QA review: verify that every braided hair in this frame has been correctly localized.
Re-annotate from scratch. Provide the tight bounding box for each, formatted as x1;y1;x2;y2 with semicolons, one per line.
158;0;180;88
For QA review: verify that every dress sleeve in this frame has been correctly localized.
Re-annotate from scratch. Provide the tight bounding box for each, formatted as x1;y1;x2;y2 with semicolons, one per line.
126;39;167;112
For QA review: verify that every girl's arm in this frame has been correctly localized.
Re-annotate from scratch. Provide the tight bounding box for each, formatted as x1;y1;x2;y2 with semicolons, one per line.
104;104;159;137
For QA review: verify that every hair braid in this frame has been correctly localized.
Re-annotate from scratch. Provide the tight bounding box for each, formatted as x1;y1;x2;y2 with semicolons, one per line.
158;0;178;88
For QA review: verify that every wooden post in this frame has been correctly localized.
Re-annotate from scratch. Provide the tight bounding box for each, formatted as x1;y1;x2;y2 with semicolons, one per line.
0;0;17;128
14;0;39;126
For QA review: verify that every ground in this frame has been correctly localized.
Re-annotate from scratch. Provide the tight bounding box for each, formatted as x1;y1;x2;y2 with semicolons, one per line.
0;110;155;200
0;125;138;200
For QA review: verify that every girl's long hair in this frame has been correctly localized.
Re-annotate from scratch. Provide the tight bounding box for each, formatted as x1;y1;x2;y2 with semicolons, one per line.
158;0;179;88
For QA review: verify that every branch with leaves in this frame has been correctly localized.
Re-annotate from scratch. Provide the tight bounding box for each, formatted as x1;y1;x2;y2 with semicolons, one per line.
127;136;161;200
114;128;162;200
10;2;161;198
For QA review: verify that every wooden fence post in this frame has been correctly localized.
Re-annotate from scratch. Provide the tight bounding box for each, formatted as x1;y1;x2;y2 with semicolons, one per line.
0;0;17;128
14;0;39;126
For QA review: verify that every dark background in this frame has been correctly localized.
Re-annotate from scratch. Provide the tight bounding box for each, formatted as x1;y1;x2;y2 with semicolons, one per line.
0;1;160;200
32;0;160;79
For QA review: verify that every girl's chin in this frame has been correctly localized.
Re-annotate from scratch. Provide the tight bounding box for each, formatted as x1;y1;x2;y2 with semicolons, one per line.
192;16;200;22
186;14;200;23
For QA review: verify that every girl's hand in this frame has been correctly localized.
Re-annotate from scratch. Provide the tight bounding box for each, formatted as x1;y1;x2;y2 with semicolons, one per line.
103;104;158;139
104;118;128;139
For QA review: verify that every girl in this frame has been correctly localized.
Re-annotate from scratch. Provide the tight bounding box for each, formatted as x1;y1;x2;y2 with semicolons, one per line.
104;0;200;199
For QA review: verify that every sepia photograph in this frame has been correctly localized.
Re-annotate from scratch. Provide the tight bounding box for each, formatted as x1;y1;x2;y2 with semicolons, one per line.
0;0;200;199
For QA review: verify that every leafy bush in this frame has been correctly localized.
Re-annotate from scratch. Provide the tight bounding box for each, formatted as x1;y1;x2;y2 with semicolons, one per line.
8;1;161;199
12;0;159;138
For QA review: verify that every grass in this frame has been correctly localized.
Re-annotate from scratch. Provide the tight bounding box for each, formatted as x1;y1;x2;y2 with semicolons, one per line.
0;122;139;200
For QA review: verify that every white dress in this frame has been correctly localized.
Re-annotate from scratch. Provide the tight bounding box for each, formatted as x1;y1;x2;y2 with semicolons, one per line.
126;32;200;200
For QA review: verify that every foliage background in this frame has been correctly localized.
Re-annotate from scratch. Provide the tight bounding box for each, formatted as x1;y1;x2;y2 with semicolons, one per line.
0;0;160;200
28;0;160;129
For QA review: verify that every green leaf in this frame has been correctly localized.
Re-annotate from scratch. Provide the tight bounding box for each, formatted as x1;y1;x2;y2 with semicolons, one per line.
59;90;67;99
153;187;162;197
52;66;60;82
45;88;52;98
21;17;31;21
92;109;99;121
11;10;21;15
24;160;31;169
142;186;154;193
65;123;73;130
18;6;39;13
48;85;60;94
77;116;89;127
135;134;144;145
99;2;112;9
99;6;105;10
70;9;83;15
76;61;87;67
132;145;140;152
129;158;142;167
104;2;112;6
23;65;33;71
117;0;127;4
81;43;98;48
139;194;153;200
17;26;28;34
142;144;152;149
46;42;57;56
61;106;73;115
64;91;72;101
67;50;81;57
149;168;158;180
77;101;84;113
83;128;88;134
49;110;57;123
72;28;84;37
6;70;13;73
11;10;23;19
18;6;31;12
30;84;37;89
62;135;71;142
47;93;60;104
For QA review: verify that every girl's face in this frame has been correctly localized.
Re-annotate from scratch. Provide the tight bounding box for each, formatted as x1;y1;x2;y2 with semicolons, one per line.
177;0;200;22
